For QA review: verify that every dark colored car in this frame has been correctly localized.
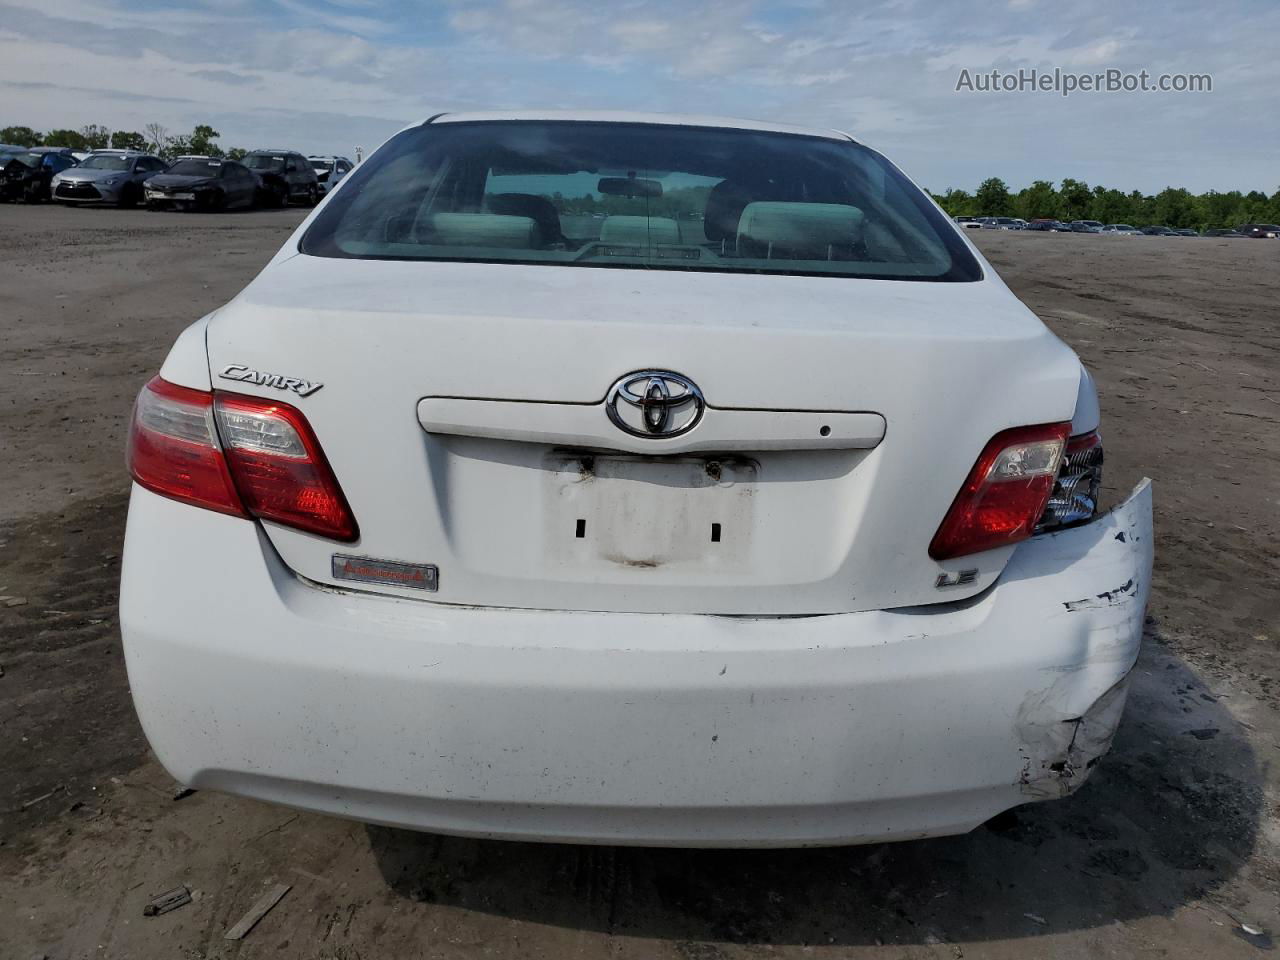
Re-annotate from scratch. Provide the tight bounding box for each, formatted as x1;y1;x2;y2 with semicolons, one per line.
144;158;260;211
1237;223;1280;239
1068;220;1104;233
1172;228;1198;237
1;147;78;202
242;150;319;207
1141;226;1175;236
1026;219;1071;231
1203;228;1246;237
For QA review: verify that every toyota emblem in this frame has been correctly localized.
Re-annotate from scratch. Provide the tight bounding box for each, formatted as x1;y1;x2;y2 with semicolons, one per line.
606;370;705;438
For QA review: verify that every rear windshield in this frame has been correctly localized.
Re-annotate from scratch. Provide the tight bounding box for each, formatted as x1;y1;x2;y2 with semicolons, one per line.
80;155;132;170
301;121;981;282
245;154;285;170
167;160;221;176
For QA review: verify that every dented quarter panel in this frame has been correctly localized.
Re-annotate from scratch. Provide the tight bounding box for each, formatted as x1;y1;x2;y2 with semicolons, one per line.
1012;478;1153;799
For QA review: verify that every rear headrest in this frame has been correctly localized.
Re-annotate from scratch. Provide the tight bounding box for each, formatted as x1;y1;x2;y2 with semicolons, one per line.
599;215;680;246
736;202;865;260
704;180;754;242
426;213;542;249
486;193;564;243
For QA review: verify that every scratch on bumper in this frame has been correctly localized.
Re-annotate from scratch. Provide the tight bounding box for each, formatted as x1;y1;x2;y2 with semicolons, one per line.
1016;478;1153;800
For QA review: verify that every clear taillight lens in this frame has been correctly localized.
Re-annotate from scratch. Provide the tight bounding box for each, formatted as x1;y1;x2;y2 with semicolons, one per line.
214;392;359;542
929;423;1071;561
1037;430;1103;531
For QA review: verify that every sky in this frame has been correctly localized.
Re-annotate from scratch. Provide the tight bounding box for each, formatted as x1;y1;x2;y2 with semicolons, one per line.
1;0;1276;194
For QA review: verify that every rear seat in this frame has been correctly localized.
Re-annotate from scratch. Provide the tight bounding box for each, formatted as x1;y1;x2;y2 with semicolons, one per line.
426;212;542;249
735;202;865;260
599;216;681;246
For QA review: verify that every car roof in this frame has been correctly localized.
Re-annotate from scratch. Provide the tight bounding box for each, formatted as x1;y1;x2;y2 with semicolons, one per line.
424;110;854;142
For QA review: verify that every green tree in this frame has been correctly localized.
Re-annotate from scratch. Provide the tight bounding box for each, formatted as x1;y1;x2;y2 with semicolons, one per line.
226;147;247;161
1089;187;1134;225
43;128;88;150
188;124;223;157
1014;180;1058;220
974;177;1013;216
1057;178;1092;221
79;124;110;150
110;130;148;151
0;125;42;147
1152;187;1197;229
933;188;974;216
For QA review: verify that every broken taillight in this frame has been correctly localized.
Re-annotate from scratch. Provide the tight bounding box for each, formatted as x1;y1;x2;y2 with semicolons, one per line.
929;423;1071;560
1037;430;1103;531
127;376;358;541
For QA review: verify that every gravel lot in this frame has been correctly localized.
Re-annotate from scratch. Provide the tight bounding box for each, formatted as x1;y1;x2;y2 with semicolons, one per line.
1;205;1277;959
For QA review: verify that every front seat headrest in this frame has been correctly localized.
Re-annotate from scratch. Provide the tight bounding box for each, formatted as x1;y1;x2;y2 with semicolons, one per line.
486;193;564;244
736;202;866;260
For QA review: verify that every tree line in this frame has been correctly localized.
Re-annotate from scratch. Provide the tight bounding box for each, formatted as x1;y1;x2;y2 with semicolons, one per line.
932;177;1280;231
0;123;248;161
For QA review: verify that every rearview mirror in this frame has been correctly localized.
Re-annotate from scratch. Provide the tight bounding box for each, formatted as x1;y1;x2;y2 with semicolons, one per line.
598;176;662;199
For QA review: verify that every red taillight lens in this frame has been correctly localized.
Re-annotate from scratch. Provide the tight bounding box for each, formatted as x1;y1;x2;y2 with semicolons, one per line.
127;376;358;542
128;376;246;517
213;391;359;542
929;422;1071;561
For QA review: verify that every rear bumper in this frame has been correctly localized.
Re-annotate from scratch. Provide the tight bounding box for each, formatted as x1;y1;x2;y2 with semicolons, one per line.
120;480;1153;847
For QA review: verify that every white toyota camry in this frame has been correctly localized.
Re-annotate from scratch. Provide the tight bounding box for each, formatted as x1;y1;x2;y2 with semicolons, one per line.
120;111;1153;848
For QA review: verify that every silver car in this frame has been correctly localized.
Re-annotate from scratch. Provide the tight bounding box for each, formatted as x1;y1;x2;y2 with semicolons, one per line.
308;155;355;196
51;150;168;206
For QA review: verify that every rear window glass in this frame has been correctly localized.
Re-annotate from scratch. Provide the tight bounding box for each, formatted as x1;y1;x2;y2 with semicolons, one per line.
167;160;221;176
301;121;981;282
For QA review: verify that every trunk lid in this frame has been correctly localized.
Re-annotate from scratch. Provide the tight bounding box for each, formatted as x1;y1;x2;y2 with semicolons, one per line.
205;254;1081;614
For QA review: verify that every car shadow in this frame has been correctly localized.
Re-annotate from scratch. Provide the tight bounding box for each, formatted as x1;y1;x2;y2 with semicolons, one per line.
366;617;1263;947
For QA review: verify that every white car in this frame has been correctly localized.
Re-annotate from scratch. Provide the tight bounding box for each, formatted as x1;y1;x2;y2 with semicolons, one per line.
308;155;354;195
120;111;1153;848
1100;224;1143;236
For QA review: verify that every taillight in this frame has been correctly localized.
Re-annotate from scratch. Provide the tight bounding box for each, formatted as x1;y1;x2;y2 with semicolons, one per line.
929;423;1071;561
1037;430;1103;530
128;377;246;517
213;391;358;541
127;376;358;542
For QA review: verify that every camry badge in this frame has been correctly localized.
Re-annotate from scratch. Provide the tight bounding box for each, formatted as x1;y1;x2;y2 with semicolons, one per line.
606;370;705;438
220;364;322;396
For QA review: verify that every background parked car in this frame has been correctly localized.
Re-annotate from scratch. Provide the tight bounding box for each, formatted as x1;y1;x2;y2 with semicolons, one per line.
1101;224;1142;236
144;157;260;211
242;150;319;207
1203;228;1246;237
1236;223;1280;238
1141;225;1176;236
0;147;78;202
981;216;1026;230
309;155;354;196
1171;228;1198;237
1026;219;1071;231
51;150;168;207
1068;220;1104;233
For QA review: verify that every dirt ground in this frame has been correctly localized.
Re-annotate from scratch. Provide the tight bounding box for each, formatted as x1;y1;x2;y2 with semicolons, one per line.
1;205;1277;959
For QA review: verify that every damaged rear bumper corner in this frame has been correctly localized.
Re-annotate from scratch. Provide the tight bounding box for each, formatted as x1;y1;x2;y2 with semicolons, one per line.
1012;477;1154;801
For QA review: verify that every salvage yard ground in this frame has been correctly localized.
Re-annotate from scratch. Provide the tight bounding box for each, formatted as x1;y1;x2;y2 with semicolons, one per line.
1;205;1277;959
